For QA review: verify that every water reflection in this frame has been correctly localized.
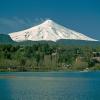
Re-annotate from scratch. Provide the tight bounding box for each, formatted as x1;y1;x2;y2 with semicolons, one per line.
0;79;13;100
0;72;100;100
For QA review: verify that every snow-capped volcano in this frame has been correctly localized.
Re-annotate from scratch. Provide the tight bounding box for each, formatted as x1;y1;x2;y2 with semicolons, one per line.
9;19;98;42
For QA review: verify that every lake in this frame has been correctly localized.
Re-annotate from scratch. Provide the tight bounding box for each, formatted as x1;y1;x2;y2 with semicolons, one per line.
0;72;100;100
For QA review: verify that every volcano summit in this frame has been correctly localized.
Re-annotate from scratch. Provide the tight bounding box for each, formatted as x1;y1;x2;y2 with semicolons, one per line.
9;19;98;42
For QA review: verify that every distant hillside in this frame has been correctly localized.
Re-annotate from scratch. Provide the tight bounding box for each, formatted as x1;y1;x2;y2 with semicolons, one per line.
57;39;100;47
16;39;100;47
0;34;99;47
0;34;14;44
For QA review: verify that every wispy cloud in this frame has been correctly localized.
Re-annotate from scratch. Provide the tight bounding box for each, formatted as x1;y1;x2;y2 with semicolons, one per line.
0;17;49;34
0;17;38;34
0;17;32;28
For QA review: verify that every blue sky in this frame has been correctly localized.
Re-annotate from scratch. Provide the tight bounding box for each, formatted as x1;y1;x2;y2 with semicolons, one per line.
0;0;100;40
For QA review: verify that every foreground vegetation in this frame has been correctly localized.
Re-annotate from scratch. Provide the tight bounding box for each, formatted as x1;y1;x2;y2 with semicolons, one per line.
0;44;100;72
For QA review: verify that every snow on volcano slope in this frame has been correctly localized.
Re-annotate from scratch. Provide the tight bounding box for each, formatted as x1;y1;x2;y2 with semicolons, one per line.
9;19;98;42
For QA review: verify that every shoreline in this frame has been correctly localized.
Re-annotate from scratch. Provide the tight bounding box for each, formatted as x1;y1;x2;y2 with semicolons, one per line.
0;69;99;72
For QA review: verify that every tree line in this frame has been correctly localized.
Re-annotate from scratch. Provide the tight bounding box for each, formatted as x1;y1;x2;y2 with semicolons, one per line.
0;44;100;71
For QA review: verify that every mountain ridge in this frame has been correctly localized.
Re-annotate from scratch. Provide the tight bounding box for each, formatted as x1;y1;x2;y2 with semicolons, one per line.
9;19;98;42
0;34;14;44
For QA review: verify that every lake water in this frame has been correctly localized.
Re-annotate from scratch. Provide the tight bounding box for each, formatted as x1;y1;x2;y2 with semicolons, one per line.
0;72;100;100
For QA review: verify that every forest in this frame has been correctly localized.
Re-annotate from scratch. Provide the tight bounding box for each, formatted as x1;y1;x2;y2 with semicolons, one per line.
0;43;100;72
